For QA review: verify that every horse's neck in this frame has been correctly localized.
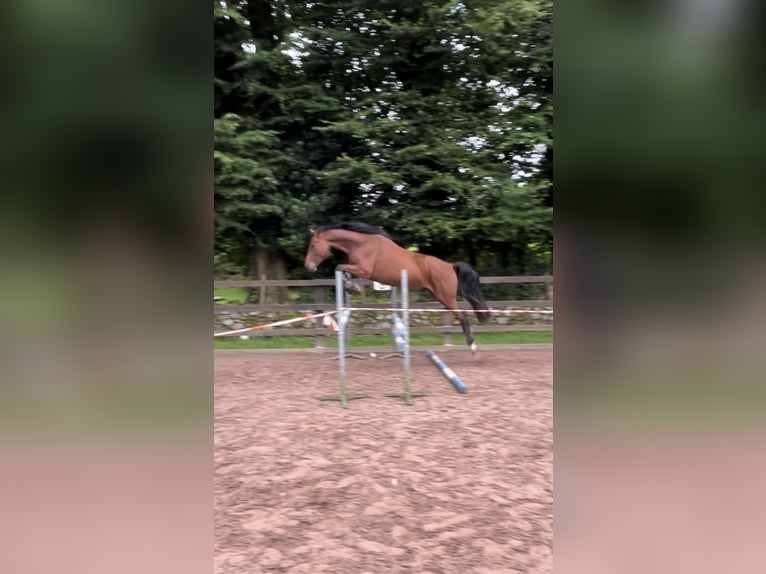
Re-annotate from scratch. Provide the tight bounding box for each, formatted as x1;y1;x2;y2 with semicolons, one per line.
327;230;361;253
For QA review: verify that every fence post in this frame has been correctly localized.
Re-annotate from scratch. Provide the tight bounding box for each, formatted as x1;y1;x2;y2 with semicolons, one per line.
259;273;267;306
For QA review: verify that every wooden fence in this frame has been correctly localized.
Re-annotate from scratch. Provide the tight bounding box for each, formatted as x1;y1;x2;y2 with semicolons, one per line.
214;275;553;346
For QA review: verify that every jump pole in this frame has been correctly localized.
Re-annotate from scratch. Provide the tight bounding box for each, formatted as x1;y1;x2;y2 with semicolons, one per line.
381;282;404;360
319;269;369;408
334;271;366;361
426;350;468;393
384;269;428;405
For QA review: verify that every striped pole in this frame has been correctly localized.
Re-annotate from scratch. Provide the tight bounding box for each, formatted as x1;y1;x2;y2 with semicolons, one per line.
319;270;369;408
426;350;468;394
381;284;404;360
337;272;365;360
384;269;428;405
402;269;410;387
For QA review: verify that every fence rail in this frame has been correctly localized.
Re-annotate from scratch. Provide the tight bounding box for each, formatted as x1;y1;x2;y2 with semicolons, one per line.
214;275;553;289
216;300;550;313
214;275;553;346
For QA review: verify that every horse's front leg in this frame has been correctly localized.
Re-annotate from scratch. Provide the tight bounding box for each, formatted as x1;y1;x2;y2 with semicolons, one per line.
335;264;371;293
336;263;372;279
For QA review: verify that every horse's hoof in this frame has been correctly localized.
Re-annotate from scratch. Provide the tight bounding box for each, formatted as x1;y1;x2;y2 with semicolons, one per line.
344;281;361;294
470;342;477;355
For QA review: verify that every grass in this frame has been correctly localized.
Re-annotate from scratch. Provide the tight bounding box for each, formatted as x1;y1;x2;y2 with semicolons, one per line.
214;287;249;304
214;330;552;350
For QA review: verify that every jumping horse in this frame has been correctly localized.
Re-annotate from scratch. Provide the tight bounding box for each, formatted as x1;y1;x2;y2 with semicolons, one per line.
304;222;489;352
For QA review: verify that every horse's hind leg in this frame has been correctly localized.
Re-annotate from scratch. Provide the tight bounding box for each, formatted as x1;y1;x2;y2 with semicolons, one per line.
427;262;477;354
455;310;477;354
438;295;476;354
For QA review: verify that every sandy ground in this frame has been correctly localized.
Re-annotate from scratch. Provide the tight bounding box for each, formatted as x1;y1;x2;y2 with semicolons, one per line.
215;347;552;573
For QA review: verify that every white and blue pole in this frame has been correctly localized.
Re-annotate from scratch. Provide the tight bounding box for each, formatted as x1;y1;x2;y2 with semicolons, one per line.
426;350;468;394
384;269;428;404
319;269;368;407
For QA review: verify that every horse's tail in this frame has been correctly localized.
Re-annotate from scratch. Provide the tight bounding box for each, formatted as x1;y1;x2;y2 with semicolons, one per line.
453;262;490;323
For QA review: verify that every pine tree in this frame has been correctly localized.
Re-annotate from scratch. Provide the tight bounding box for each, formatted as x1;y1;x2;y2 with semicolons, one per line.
214;0;552;277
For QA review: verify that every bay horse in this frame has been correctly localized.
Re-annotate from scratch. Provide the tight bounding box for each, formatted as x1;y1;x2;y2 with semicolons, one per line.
304;222;489;352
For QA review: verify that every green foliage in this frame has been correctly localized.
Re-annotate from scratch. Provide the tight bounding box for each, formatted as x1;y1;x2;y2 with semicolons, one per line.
215;0;552;275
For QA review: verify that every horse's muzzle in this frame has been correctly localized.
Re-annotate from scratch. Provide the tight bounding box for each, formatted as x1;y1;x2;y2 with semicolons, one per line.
305;263;317;272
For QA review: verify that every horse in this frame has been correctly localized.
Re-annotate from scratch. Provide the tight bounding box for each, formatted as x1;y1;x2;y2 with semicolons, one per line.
304;222;489;352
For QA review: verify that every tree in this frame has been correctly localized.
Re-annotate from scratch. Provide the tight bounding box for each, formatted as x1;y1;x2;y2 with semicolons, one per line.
304;0;552;270
214;0;300;286
214;0;553;279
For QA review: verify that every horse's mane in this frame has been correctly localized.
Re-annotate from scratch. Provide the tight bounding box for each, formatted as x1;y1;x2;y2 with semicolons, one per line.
317;221;391;239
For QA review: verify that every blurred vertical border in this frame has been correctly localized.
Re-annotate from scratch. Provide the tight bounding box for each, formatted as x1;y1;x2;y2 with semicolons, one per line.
556;0;766;572
0;1;212;573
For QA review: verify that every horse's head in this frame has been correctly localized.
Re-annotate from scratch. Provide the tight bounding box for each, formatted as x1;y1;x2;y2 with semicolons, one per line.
304;229;331;272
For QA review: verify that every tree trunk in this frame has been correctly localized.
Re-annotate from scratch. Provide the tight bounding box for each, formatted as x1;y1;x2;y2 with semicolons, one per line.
249;246;290;303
